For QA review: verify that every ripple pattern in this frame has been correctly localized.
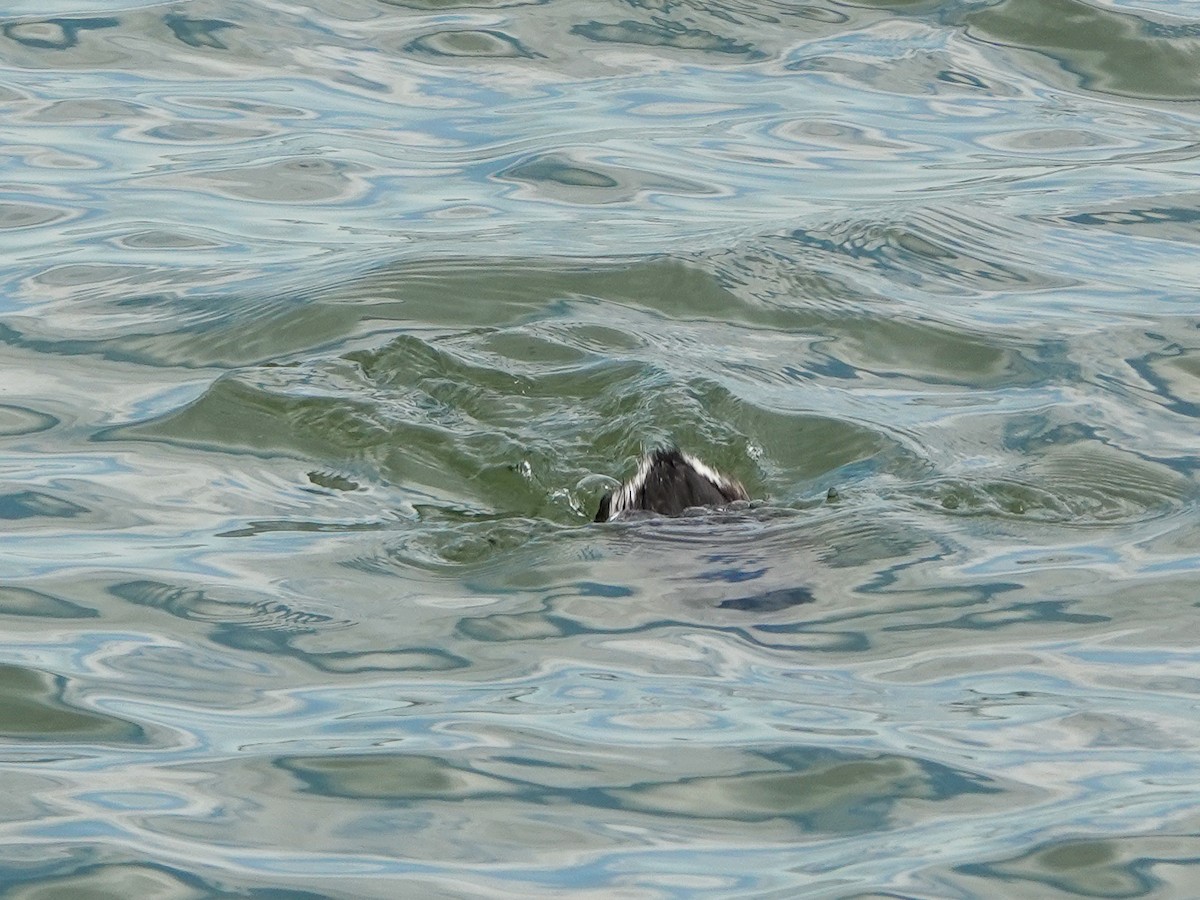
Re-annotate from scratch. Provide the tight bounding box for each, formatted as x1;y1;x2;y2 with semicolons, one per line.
2;0;1200;896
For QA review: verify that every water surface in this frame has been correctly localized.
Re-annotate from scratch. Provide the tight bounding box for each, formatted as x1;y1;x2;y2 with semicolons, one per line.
2;0;1199;896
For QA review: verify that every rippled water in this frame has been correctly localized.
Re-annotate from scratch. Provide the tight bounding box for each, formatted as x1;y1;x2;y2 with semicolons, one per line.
3;0;1200;896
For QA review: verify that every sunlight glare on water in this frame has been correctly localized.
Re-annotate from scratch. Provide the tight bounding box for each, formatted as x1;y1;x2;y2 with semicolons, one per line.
1;0;1199;896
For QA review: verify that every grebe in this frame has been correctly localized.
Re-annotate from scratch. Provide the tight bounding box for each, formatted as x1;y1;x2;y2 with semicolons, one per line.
594;448;748;522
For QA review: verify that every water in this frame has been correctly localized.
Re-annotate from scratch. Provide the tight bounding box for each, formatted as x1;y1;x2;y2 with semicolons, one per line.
2;0;1199;896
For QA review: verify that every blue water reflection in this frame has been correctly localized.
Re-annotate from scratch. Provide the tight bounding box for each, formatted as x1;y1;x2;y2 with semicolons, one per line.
2;0;1200;895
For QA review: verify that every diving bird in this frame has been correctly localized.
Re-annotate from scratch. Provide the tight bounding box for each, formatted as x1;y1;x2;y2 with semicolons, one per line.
594;448;748;522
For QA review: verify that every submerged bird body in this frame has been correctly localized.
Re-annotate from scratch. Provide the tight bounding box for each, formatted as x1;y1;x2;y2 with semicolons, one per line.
594;448;748;522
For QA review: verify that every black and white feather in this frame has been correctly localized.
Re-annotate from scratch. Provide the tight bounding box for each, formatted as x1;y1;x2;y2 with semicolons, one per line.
594;448;748;522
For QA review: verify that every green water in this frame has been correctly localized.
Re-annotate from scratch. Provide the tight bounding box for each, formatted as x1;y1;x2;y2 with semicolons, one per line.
1;0;1199;896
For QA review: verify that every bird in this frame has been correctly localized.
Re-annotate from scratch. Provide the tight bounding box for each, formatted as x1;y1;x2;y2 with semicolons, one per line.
594;447;748;522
